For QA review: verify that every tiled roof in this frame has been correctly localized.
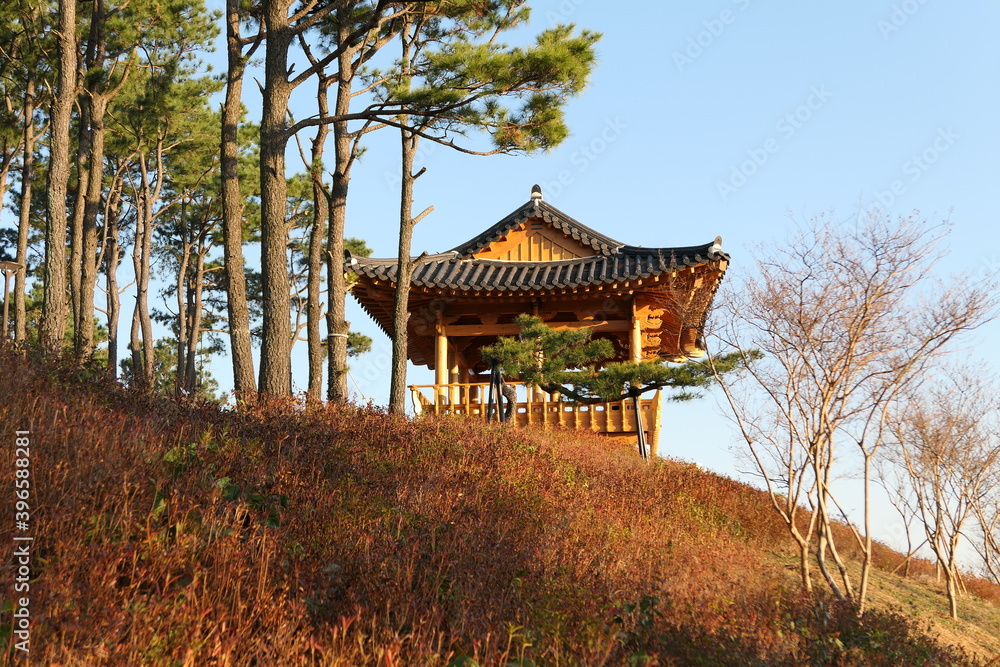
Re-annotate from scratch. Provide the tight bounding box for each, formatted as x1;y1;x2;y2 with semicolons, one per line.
349;241;727;293
449;198;624;258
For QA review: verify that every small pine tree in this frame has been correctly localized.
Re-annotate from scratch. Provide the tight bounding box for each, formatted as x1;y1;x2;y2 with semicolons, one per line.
480;314;751;405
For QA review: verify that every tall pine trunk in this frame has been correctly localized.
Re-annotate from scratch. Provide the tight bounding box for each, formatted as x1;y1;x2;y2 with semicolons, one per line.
78;95;109;361
220;0;256;397
105;225;121;378
258;0;294;396
175;221;191;395
41;0;77;353
131;152;157;388
389;22;419;414
14;80;36;342
70;101;90;350
185;245;206;394
306;76;331;403
326;16;354;404
389;128;419;414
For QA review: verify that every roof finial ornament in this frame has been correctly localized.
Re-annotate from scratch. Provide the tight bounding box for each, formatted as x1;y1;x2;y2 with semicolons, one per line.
530;184;542;201
709;236;723;258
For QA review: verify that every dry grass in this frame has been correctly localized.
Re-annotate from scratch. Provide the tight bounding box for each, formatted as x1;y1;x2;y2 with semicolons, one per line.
0;348;997;665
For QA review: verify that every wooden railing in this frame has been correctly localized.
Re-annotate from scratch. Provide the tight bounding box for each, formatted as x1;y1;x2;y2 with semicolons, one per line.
408;382;662;451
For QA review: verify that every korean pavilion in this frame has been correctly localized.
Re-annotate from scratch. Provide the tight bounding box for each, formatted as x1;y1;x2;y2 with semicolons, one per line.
348;185;729;457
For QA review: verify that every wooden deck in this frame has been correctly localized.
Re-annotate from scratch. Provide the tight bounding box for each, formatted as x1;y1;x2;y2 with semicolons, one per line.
409;382;662;455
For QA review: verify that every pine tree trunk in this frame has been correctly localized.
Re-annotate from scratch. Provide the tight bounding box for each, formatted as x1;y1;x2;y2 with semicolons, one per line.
185;246;206;394
70;102;90;351
78;95;108;362
220;0;257;397
176;229;191;395
0;151;9;240
258;0;294;397
135;154;156;387
71;0;103;352
106;231;120;378
40;0;77;354
389;21;419;415
306;76;331;403
0;160;8;337
129;295;142;387
390;128;417;414
14;80;35;342
326;20;354;403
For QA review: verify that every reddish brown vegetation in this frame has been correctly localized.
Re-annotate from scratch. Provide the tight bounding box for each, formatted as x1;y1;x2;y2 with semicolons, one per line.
0;349;994;665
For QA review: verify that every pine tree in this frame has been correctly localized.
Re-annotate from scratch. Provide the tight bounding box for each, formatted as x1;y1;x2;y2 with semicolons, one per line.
379;2;601;413
481;314;749;456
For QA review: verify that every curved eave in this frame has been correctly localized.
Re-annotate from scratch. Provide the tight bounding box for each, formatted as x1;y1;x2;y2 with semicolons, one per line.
348;241;728;294
348;238;730;369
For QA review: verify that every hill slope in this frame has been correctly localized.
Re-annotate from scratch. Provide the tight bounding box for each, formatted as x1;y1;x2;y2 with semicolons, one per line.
1;349;998;665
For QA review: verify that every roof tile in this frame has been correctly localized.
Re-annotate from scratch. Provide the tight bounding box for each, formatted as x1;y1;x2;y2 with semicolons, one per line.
347;197;730;294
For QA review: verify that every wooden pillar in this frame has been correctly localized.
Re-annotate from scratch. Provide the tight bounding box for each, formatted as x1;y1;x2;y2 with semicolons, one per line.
435;315;448;405
449;349;460;406
531;300;542;411
630;299;643;363
649;389;662;459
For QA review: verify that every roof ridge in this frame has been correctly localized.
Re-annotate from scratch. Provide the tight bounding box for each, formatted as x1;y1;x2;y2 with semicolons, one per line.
534;200;623;255
448;197;626;258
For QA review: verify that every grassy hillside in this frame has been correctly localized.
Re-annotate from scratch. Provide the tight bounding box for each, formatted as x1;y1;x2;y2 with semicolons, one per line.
1;349;998;665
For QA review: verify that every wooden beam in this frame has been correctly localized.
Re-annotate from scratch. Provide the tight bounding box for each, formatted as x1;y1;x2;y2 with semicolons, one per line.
442;319;630;337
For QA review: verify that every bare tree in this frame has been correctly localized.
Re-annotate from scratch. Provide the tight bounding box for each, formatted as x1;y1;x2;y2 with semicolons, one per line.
886;367;1000;620
975;479;1000;584
873;454;926;578
711;347;819;593
714;211;994;613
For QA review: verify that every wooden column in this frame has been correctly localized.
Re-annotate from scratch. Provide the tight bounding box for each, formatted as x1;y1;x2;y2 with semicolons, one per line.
449;347;460;406
435;315;448;405
630;299;643;363
648;389;662;459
